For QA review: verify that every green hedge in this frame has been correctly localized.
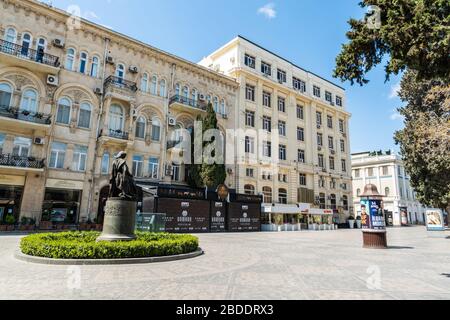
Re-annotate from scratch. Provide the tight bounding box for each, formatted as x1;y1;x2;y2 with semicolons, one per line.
20;232;199;259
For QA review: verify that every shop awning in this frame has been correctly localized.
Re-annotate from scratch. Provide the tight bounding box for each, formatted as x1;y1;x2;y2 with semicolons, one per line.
262;203;311;214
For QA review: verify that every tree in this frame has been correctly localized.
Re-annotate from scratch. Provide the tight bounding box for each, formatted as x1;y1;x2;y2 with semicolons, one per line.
394;71;450;210
334;0;450;85
187;103;226;189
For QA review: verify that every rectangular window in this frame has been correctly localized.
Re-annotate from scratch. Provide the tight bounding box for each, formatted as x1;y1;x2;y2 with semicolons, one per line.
299;174;307;186
245;110;255;127
339;119;345;133
0;133;5;154
328;136;334;150
316;112;322;127
318;154;325;169
341;159;347;172
325;91;332;103
56;104;71;124
297;149;305;163
277;69;286;83
278;97;286;112
49;142;67;169
313;85;321;98
246;168;254;178
246;84;255;101
72;145;88;172
278;121;286;136
245;136;255;154
244;54;255;69
340;140;345;152
101;153;110;174
354;169;360;178
297;127;304;141
262;116;272;132
261;61;272;76
329;156;335;170
148;157;159;179
382;166;389;176
368;167;374;177
336;96;343;107
317;133;323;146
327;115;333;129
263;141;272;157
172;164;180;181
12;137;31;157
296;105;304;119
293;77;306;92
132;155;144;177
263;91;271;108
279;145;287;161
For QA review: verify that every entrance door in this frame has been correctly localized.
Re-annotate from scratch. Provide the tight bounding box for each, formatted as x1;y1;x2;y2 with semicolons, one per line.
97;186;109;225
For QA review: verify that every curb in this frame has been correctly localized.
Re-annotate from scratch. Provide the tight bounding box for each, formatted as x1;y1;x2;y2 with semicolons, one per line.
14;248;204;265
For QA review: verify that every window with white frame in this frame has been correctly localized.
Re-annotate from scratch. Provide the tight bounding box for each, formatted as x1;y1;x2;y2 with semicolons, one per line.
296;104;304;119
339;119;345;133
327;115;333;129
313;85;321;98
278;121;286;136
299;173;307;186
293;77;306;92
90;56;99;77
246;84;255;101
244;184;255;195
263;91;271;108
340;139;345;152
244;54;255;69
341;159;347;172
172;163;180;181
298;149;305;163
72;145;88;171
279;145;287;160
278;188;287;204
317;133;323;146
0;133;5;154
109;104;124;132
20;89;38;113
245;136;255;154
262;116;272;132
263;141;272;158
101;153;110;174
159;79;166;97
5;27;17;43
328;136;334;150
261;61;272;76
318;154;325;169
132;155;144;177
325;91;332;103
316;111;322;126
56;98;71;125
79;52;88;74
115;64;125;79
336;96;343;107
329;156;335;170
12;137;31;157
151;76;158;95
277;69;286;83
49;142;67;169
148;157;159;179
213;96;219;113
0;83;13;107
262;187;272;203
246;168;254;178
78;102;91;129
220;99;226;116
245;110;255;127
141;73;149;92
65;48;75;71
21;33;31;55
151;118;161;141
278;97;286;112
135;116;146;139
297;127;304;141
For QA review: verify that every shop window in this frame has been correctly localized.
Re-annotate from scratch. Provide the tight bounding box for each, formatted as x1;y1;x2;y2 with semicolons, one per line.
42;189;81;224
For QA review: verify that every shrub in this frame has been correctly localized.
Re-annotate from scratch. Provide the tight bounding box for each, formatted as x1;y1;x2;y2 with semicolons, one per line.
5;214;15;225
20;231;199;260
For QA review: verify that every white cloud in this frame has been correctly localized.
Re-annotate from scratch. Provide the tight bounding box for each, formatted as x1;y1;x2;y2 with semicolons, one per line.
258;3;277;19
389;82;401;99
390;109;403;121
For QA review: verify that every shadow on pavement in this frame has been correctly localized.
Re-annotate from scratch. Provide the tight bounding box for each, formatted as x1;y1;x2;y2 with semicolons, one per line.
387;246;415;250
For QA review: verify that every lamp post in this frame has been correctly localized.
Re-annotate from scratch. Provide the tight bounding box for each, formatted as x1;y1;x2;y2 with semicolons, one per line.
360;184;387;249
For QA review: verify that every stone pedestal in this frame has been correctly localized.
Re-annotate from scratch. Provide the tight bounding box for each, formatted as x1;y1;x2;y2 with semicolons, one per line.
97;198;137;242
362;230;387;249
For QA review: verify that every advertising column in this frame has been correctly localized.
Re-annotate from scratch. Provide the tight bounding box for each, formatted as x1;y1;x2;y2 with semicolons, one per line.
360;184;388;249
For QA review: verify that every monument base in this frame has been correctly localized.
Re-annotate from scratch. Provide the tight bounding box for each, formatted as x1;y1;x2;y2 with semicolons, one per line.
362;230;387;249
97;198;137;242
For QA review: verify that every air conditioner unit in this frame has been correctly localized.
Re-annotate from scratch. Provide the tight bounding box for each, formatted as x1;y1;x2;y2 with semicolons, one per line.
168;116;176;126
33;137;45;145
106;56;115;65
47;75;59;86
94;87;103;95
129;66;138;73
198;94;205;101
165;164;173;176
52;38;65;48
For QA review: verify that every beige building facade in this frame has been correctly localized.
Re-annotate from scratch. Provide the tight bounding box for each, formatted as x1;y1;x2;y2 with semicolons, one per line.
200;36;353;225
0;0;238;225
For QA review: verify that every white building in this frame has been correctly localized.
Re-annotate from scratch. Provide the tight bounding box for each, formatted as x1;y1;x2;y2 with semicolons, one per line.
352;151;428;226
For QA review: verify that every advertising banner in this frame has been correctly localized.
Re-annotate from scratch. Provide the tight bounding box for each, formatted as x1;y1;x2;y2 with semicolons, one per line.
210;201;227;232
426;209;445;231
360;199;385;231
400;207;409;226
228;202;261;232
157;199;210;233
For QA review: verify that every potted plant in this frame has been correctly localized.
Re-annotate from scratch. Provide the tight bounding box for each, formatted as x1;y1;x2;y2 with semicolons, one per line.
5;214;15;231
19;217;29;231
348;215;355;229
275;214;283;232
356;216;362;229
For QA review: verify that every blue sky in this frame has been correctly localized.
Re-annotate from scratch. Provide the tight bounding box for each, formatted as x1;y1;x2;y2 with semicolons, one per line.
49;0;405;153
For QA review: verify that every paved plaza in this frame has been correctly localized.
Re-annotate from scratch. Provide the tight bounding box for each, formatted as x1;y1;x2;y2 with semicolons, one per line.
0;227;449;300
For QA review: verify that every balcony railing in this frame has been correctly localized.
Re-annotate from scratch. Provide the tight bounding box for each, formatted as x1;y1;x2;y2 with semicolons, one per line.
104;76;138;93
169;95;207;111
0;39;60;68
105;129;129;140
0;153;45;169
0;105;52;125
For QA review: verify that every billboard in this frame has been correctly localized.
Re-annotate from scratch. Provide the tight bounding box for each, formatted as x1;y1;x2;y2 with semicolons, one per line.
360;199;385;231
400;207;409;226
426;209;445;231
228;202;261;232
157;199;210;233
210;201;227;232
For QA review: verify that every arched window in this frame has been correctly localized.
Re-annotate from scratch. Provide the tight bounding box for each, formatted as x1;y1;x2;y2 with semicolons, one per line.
65;48;75;71
262;187;273;204
115;64;125;79
175;83;180;97
182;86;189;101
5;28;16;43
244;185;255;195
79;52;88;74
135;116;146;139
141;73;149;92
159;79;166;98
213;96;219;113
109;104;124;132
278;188;287;204
21;33;32;56
150;75;158;95
20;89;38;112
36;38;46;52
151;117;161;141
0;83;13;107
220;99;226;116
78;102;92;129
385;187;390;197
90;56;99;77
56;98;71;124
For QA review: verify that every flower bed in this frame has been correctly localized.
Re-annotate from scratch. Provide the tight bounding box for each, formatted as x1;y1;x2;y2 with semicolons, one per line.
20;231;199;260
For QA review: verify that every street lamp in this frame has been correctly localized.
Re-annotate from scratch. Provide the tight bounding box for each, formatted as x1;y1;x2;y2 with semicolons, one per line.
360;184;387;249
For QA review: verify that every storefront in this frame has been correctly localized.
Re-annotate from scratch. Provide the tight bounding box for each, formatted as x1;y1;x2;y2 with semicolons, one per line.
42;179;83;224
261;203;311;232
307;208;334;230
0;174;25;223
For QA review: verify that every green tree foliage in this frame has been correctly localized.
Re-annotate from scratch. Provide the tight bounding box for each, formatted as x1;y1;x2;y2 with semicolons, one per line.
334;0;450;85
394;71;450;209
187;103;226;189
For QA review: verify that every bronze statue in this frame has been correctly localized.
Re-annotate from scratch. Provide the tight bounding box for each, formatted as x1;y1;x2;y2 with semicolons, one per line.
109;151;138;200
